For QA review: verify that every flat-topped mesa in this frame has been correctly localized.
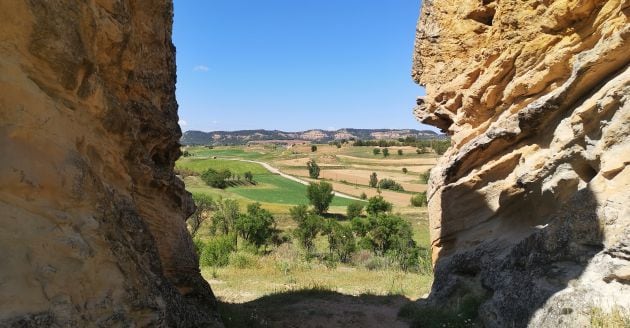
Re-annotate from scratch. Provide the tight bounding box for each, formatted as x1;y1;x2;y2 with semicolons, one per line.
413;0;629;326
0;1;222;327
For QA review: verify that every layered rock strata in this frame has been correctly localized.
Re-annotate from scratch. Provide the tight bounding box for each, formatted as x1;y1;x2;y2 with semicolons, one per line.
0;1;221;326
413;0;629;326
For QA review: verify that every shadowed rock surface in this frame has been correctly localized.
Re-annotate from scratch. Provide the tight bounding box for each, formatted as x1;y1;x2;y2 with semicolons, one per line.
413;0;629;326
0;1;221;326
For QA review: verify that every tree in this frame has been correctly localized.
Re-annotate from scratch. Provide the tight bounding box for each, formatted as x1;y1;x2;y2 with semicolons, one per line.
306;181;334;214
311;145;318;152
397;149;403;156
188;193;215;237
369;172;378;188
366;195;393;215
235;202;276;250
382;148;389;157
410;192;428;207
373;148;381;155
346;201;364;219
211;198;240;236
244;171;254;183
290;205;323;253
202;168;232;189
402;167;408;174
307;159;320;179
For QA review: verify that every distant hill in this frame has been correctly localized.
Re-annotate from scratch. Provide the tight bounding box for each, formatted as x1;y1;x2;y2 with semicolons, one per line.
181;128;444;146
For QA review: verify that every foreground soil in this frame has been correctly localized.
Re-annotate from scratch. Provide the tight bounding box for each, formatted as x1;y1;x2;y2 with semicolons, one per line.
218;290;412;328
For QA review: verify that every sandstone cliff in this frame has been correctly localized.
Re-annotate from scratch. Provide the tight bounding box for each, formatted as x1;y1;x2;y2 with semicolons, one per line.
0;1;221;326
413;0;629;326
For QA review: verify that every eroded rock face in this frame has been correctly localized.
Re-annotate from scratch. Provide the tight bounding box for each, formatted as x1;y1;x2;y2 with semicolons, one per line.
0;1;221;326
413;0;629;326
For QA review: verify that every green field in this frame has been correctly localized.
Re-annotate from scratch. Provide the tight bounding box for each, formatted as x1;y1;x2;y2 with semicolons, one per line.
177;158;269;175
177;158;358;210
230;174;355;206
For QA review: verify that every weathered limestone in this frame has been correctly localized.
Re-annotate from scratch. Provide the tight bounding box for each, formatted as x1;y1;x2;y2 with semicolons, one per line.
413;0;629;326
0;1;221;326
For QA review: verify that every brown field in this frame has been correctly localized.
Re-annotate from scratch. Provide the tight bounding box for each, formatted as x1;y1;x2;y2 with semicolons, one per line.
336;154;438;165
283;168;426;193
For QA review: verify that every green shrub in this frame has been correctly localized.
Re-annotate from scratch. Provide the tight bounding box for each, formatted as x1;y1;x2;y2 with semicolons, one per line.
290;205;323;253
397;149;403;155
346;201;364;219
373;148;381;155
200;234;236;267
378;178;404;191
311;145;317;152
382;148;389;157
192;238;204;256
410;192;428;207
402;167;408;174
323;221;356;263
351;217;369;237
360;192;368;200
228;252;259;269
365;196;393;215
359;215;421;271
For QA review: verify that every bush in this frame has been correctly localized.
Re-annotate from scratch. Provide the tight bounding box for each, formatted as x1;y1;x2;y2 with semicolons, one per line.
365;196;393;215
323;221;356;263
419;170;430;184
382;148;389;157
311;145;317;152
307;159;320;179
397;149;403;156
306;181;334;214
346;201;364;219
360;215;421;271
410;192;428;207
402;167;408;174
228;252;259;269
360;192;368;200
235;202;276;250
369;172;378;188
294;214;323;253
373;148;381;155
202;168;232;189
378;178;404;191
200;234;236;267
351;217;369;237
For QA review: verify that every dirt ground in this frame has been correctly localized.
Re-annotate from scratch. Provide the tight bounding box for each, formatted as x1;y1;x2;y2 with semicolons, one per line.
218;291;412;328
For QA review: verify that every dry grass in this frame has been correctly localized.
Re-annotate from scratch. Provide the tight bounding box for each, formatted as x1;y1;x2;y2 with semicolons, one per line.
590;307;630;328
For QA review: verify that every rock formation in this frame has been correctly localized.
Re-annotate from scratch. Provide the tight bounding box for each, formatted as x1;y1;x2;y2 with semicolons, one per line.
413;0;629;326
0;1;221;326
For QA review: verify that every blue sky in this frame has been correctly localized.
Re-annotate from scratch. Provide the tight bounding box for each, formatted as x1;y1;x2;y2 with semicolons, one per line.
173;0;429;132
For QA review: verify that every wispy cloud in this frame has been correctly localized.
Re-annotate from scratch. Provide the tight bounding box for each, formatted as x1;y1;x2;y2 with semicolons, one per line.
193;65;209;72
178;119;187;127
